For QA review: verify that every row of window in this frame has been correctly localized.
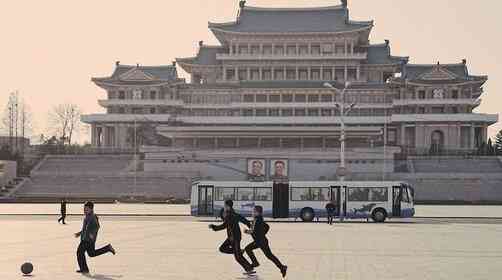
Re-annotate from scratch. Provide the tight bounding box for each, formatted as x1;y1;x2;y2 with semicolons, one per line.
108;90;176;100
213;187;390;202
184;93;387;104
225;68;358;81
231;43;352;56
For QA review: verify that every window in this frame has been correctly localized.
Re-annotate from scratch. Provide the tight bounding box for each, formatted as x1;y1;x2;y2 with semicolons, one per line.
295;109;306;116
243;94;254;102
215;188;235;201
282;109;293;116
418;90;426;99
274;70;284;80
269;95;280;103
321;94;333;102
321;109;332;116
274;46;284;55
348;188;370;201
307;109;319;116
282;94;293;103
118;91;125;100
269;109;280;116
308;95;319;103
369;188;388;202
149;107;156;114
452;90;459;99
118;107;125;114
291;188;311;201
243;109;254;116
255;188;272;201
291;187;330;201
150;91;156;99
238;69;247;81
256;109;267;116
256;95;267;103
295;94;306;102
237;188;254;201
286;69;296;80
401;188;410;203
311;45;321;55
287;45;296;55
263;69;272;80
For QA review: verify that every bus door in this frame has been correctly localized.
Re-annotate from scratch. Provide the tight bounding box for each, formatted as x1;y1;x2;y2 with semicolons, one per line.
392;186;402;217
330;186;342;216
197;185;214;216
273;182;289;218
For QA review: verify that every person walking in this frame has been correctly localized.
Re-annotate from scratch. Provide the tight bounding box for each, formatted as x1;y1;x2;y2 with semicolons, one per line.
209;200;256;276
58;199;67;224
325;202;336;225
244;205;287;278
75;201;116;274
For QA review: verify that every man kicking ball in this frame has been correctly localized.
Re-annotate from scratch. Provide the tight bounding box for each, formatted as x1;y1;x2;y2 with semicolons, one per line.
74;201;116;274
209;200;256;276
244;205;287;278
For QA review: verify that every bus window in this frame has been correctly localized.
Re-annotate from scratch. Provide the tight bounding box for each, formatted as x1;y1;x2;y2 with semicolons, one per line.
237;188;253;201
255;188;272;201
348;188;370;201
215;187;235;201
291;188;311;201
368;188;388;202
401;187;410;203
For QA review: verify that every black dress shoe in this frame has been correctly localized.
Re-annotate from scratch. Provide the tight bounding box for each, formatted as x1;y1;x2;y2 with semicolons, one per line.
280;266;288;278
76;270;89;274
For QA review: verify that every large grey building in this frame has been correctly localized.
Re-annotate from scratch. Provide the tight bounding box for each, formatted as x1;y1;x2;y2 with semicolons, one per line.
82;0;497;155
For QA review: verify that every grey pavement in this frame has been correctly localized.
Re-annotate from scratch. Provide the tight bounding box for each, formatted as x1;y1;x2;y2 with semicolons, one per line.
1;216;502;280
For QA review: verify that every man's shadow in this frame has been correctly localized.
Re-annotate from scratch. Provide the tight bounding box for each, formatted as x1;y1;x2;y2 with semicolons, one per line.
236;276;261;280
83;274;123;280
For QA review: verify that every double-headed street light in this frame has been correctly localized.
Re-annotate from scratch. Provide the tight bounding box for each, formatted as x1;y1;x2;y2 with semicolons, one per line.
323;82;356;182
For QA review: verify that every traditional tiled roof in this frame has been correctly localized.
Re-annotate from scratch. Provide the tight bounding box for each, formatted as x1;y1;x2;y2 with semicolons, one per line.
400;62;487;84
177;45;224;66
209;4;373;34
92;63;180;86
366;42;408;65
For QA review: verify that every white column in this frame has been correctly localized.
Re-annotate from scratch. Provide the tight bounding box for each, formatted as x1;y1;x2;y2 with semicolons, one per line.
350;41;354;55
356;66;360;81
223;67;227;81
247;67;251;80
91;124;97;146
470;124;475;149
235;67;239;81
271;67;275;80
259;67;263;81
332;66;336;80
344;40;348;56
344;65;348;81
308;66;311;80
320;65;324;80
296;66;299;80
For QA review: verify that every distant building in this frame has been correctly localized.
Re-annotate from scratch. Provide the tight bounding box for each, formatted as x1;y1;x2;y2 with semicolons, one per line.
82;1;497;155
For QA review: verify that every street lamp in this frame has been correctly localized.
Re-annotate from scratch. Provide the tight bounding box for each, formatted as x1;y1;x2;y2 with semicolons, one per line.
323;82;355;182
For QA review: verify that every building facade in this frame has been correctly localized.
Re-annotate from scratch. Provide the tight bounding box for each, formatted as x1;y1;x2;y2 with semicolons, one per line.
82;1;497;155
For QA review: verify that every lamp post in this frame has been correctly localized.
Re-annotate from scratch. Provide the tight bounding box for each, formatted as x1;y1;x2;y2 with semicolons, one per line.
323;82;355;182
324;82;355;221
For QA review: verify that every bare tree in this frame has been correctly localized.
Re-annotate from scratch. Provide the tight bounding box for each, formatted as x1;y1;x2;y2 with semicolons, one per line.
1;92;33;153
49;104;82;145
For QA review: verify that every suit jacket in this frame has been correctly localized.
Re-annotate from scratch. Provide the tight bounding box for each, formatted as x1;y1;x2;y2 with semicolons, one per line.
81;213;100;242
213;209;250;242
60;202;67;214
250;216;270;245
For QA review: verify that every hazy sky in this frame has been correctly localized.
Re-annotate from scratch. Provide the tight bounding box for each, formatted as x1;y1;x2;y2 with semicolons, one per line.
0;0;500;143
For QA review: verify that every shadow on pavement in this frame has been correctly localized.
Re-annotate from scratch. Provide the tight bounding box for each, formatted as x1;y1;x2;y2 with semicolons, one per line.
84;274;123;280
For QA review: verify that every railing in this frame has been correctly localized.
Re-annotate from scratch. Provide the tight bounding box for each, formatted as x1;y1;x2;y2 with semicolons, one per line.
392;98;480;106
216;52;367;60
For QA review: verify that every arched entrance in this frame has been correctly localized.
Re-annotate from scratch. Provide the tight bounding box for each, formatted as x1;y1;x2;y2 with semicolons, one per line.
430;130;444;155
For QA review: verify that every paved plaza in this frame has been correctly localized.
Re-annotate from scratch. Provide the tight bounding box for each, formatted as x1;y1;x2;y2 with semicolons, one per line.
1;214;502;280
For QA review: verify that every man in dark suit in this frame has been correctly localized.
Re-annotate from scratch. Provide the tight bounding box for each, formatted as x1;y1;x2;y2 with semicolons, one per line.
244;205;287;278
325;202;336;225
74;201;116;274
58;199;67;224
209;200;255;276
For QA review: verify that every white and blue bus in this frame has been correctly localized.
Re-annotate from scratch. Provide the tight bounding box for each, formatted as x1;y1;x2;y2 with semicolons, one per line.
191;181;414;222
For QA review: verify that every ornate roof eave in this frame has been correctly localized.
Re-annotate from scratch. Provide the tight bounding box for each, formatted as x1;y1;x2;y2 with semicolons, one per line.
389;79;486;87
92;79;175;88
242;5;346;12
209;24;373;43
176;60;220;74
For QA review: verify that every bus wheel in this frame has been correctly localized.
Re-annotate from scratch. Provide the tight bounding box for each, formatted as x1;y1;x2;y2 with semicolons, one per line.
371;208;387;223
300;208;315;222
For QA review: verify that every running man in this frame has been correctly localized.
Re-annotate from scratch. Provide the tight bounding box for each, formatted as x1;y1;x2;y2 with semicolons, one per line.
74;201;116;274
244;205;287;278
209;200;256;276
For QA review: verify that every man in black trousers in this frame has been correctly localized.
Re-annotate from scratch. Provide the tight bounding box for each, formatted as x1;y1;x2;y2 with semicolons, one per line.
58;199;67;224
325;201;336;225
74;201;116;274
209;200;256;276
244;205;287;278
